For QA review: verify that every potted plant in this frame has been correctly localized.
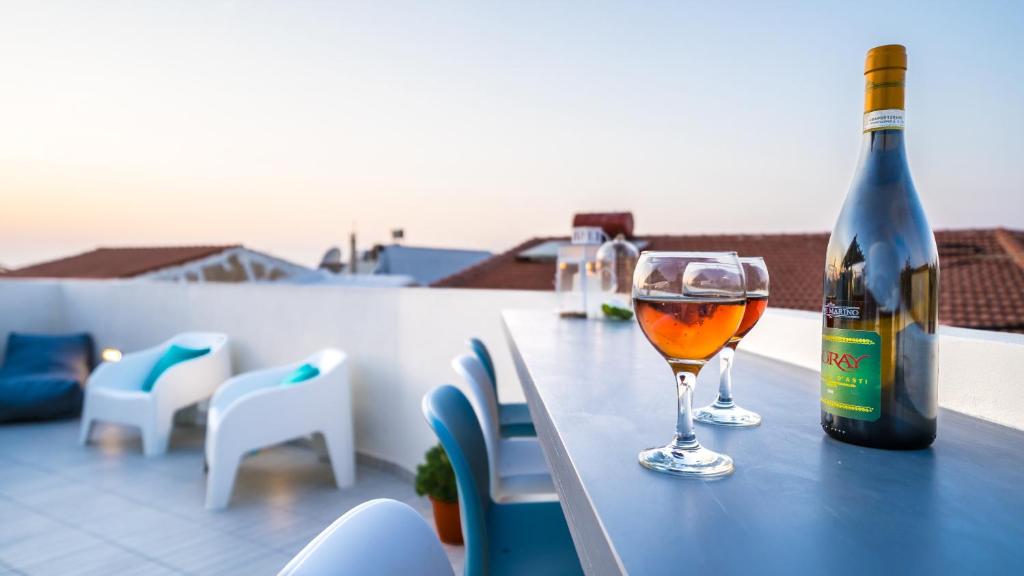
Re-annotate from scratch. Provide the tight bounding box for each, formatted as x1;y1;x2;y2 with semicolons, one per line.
415;443;463;545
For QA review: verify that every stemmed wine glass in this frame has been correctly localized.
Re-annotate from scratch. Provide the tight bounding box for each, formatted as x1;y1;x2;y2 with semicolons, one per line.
632;252;747;478
695;257;770;427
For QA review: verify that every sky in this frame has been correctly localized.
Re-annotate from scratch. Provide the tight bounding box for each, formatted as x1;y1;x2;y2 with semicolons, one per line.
1;0;1022;268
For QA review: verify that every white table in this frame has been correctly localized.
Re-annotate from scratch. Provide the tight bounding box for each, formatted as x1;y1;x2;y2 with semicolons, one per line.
504;309;1024;576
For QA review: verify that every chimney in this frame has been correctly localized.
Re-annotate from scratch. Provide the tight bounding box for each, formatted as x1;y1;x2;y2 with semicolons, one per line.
349;232;357;275
572;212;635;239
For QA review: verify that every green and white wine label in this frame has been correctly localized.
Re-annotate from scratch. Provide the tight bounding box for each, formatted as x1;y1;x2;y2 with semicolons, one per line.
821;327;881;421
863;109;905;132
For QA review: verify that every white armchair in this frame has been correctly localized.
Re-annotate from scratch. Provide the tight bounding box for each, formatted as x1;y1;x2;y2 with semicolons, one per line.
204;349;354;510
79;333;231;457
279;499;453;576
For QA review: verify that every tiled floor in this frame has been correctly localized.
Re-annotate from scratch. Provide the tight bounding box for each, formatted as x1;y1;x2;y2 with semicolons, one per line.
0;419;464;575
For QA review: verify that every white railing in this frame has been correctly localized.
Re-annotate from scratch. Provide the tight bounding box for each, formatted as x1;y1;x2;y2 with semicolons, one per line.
1;279;1022;473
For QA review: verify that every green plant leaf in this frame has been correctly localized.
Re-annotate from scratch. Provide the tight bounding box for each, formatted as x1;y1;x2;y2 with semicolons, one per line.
414;444;458;502
602;303;634;321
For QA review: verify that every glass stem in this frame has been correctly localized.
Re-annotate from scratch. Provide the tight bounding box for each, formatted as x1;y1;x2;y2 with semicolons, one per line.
716;345;735;407
674;369;698;449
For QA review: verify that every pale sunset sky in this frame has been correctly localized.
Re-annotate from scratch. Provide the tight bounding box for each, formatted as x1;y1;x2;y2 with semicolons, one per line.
1;1;1022;268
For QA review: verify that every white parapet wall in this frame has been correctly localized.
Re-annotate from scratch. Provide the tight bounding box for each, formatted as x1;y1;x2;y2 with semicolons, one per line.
0;279;552;473
1;279;1022;473
0;280;64;335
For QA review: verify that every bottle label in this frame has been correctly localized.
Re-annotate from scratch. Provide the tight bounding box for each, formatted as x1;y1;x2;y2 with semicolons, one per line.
821;327;882;421
863;109;905;132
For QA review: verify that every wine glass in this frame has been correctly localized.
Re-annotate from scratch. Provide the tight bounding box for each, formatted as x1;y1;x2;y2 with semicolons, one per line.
632;252;747;477
695;257;770;427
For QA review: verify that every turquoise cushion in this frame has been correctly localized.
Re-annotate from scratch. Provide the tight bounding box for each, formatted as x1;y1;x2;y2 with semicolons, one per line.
141;345;210;392
500;422;538;438
281;363;320;386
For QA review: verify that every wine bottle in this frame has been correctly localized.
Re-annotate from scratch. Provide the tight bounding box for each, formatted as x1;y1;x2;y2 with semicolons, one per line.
820;44;939;449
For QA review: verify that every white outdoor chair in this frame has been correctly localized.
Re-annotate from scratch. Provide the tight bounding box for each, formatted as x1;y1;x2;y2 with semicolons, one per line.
204;349;354;510
451;354;556;502
79;332;230;457
467;337;536;439
279;499;454;576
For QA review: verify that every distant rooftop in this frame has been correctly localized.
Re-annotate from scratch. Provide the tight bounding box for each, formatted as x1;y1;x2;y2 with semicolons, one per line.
372;244;491;286
1;243;492;287
433;228;1024;334
3;246;241;279
1;245;312;283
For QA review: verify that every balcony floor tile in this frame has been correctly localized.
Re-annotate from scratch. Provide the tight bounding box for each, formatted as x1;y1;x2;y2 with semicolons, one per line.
0;419;463;575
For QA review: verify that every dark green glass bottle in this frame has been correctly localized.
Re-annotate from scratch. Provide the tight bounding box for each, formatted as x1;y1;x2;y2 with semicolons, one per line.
820;45;939;449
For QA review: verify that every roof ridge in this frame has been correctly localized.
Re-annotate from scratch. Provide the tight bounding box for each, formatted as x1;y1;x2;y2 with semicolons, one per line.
994;228;1024;271
93;244;241;252
7;245;241;278
15;244;240;268
637;228;1022;240
934;226;1024;234
640;231;830;240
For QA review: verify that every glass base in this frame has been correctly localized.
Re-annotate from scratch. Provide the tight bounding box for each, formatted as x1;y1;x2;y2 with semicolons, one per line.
638;443;734;478
694;402;762;427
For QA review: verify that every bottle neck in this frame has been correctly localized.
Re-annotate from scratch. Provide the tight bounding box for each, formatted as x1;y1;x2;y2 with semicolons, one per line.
853;118;911;202
854;66;910;189
860;128;906;157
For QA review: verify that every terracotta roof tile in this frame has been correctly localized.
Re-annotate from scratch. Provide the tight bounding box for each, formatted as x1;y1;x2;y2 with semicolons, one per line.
434;229;1024;333
4;246;239;279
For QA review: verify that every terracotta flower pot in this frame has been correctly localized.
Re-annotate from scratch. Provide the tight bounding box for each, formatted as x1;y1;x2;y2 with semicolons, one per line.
430;496;463;545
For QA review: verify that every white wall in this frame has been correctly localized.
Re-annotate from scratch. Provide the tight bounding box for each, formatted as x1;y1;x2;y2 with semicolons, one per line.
0;280;64;361
742;307;1024;431
2;279;551;472
1;279;1022;472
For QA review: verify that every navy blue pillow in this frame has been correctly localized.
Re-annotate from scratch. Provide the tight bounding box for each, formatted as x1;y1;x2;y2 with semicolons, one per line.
0;373;84;423
0;332;94;383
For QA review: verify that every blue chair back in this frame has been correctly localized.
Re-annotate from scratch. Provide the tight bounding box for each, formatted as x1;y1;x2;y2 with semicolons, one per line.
467;338;496;387
423;385;491;576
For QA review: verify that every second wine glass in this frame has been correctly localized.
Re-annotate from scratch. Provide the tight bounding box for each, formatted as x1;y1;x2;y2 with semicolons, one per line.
695;257;770;427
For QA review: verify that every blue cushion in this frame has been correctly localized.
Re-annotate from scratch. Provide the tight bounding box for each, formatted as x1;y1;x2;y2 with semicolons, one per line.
141;345;210;392
281;363;320;386
0;332;94;383
0;332;93;423
500;422;538;438
0;373;84;423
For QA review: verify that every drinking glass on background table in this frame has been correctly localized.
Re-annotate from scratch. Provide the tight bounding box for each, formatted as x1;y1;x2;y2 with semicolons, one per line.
632;252;747;478
695;257;770;427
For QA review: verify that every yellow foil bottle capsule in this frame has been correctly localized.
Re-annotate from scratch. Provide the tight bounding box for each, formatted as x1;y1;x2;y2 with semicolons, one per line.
863;44;907;131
